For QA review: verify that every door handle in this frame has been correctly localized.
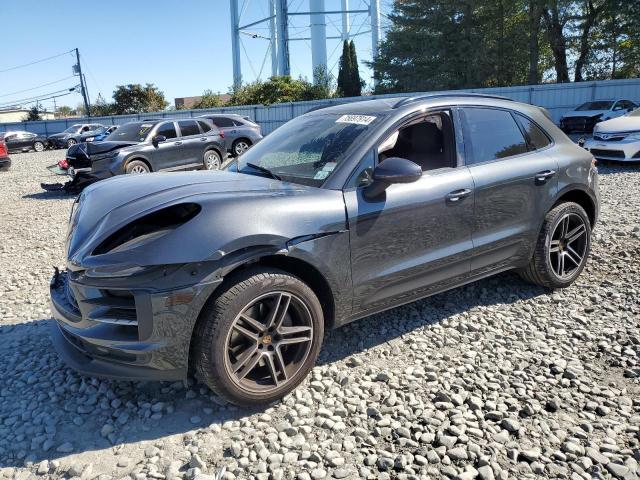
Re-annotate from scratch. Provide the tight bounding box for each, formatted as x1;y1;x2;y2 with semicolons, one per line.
535;170;556;183
200;137;206;141
446;188;472;202
174;141;182;145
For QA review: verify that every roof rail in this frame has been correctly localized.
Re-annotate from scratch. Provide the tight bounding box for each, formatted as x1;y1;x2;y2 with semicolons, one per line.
393;92;514;108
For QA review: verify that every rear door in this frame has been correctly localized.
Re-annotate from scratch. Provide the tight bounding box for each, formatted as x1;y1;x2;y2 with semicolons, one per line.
459;107;558;273
208;116;236;150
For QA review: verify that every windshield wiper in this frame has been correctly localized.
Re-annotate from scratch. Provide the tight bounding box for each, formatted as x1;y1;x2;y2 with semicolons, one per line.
245;162;281;181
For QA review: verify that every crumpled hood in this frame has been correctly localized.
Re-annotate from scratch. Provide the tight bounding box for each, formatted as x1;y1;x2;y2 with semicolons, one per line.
594;115;640;133
67;170;346;269
562;110;606;119
66;141;139;168
48;132;70;139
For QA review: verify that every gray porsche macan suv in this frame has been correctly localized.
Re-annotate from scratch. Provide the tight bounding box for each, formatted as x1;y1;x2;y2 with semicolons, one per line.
50;94;599;406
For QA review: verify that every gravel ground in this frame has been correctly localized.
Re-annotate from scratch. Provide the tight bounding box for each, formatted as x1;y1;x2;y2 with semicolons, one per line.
0;149;639;480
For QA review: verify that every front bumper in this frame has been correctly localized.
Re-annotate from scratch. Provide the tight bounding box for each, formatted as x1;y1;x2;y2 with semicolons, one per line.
560;116;600;132
584;138;640;162
50;267;222;381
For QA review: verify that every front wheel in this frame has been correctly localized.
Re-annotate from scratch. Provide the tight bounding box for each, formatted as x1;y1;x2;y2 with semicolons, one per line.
67;139;77;148
125;160;150;174
33;141;45;152
519;202;591;289
203;150;222;170
193;268;324;406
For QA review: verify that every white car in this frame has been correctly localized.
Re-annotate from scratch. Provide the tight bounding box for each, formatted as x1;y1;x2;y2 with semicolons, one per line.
583;108;640;162
560;99;637;133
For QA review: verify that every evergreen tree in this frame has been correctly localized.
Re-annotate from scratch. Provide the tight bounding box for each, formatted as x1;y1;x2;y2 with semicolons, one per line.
348;40;362;96
336;41;352;96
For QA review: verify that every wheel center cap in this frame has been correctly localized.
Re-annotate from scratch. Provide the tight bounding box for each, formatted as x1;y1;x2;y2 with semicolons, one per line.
262;335;272;345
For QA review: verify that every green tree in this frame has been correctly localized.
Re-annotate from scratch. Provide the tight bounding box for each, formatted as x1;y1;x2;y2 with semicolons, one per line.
229;76;330;106
90;93;114;116
337;41;352;96
23;106;42;121
56;106;74;118
192;90;223;109
112;83;169;114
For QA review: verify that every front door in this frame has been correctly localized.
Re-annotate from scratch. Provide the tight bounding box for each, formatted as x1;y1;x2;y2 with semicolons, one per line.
459;107;558;273
149;121;181;170
345;111;475;315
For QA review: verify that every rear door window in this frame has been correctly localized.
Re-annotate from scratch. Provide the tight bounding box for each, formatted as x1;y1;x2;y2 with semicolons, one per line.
177;120;200;137
460;108;528;164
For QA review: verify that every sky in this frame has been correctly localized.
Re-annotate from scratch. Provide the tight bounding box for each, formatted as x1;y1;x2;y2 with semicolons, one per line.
0;0;391;112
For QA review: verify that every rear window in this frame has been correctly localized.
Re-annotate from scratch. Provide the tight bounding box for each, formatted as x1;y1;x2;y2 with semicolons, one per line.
107;122;155;142
460;108;528;164
177;120;200;137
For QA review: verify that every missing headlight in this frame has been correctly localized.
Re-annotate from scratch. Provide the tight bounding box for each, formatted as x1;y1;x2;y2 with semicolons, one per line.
92;203;201;255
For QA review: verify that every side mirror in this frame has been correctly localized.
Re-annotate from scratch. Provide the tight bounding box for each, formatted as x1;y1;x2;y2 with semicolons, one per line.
364;157;422;199
152;134;166;146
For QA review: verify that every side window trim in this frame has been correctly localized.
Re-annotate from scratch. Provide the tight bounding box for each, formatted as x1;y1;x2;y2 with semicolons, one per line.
512;112;554;153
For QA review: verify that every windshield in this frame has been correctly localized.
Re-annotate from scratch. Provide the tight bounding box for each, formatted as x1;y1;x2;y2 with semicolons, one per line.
236;113;382;187
62;125;82;133
576;101;614;111
106;122;155;142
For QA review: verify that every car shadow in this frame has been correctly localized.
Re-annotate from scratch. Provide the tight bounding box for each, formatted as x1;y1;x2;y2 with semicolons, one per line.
22;190;75;200
0;271;545;468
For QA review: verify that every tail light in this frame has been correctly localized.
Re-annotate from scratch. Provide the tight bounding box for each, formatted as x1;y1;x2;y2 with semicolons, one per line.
591;157;598;167
219;130;225;139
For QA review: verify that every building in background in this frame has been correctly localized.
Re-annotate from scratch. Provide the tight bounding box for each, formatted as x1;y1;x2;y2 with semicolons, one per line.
0;108;56;123
174;94;231;109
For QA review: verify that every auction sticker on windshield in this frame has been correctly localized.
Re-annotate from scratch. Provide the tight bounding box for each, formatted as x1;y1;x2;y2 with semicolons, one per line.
335;114;376;125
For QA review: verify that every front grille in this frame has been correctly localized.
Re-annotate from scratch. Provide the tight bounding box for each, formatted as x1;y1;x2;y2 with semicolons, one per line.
590;148;625;159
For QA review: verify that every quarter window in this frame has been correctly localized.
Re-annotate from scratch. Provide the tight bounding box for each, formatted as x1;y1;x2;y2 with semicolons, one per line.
177;120;200;137
197;120;212;133
209;116;234;127
156;122;177;139
514;114;551;151
460;108;528;164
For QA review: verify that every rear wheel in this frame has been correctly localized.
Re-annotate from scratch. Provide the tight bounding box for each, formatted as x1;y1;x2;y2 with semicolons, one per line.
33;141;45;152
194;268;324;406
203;150;222;170
125;160;150;174
519;202;591;289
232;139;251;157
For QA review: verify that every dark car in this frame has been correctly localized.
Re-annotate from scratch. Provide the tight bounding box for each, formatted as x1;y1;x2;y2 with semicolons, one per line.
48;123;105;149
65;118;225;180
0;140;10;171
199;114;263;156
0;131;47;152
50;94;599;406
86;125;118;142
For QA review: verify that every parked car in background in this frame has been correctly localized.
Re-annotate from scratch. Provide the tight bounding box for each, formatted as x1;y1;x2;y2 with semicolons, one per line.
65;118;225;181
86;125;118;142
0;131;47;152
583;107;640;162
47;123;105;149
0;140;10;171
199;114;262;156
51;94;599;406
560;99;638;133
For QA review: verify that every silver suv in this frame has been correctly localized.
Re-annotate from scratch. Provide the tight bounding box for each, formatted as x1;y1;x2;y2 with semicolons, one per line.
199;114;263;156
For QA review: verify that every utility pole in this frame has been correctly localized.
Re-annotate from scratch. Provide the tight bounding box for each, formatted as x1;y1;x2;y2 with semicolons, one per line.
75;48;91;117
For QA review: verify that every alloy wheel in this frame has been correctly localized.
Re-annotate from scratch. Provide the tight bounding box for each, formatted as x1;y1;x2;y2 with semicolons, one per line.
224;291;314;393
234;141;250;156
548;213;588;279
130;165;148;174
67;139;77;147
205;151;221;170
34;142;44;152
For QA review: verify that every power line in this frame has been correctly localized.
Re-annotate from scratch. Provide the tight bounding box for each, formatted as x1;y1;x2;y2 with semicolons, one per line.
0;86;79;109
0;49;74;74
0;76;75;99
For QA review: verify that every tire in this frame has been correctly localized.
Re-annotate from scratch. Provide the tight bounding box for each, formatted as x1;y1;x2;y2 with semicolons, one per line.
33;141;44;152
67;139;77;147
232;139;252;157
125;160;150;174
519;202;591;289
193;268;324;406
203;149;222;170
